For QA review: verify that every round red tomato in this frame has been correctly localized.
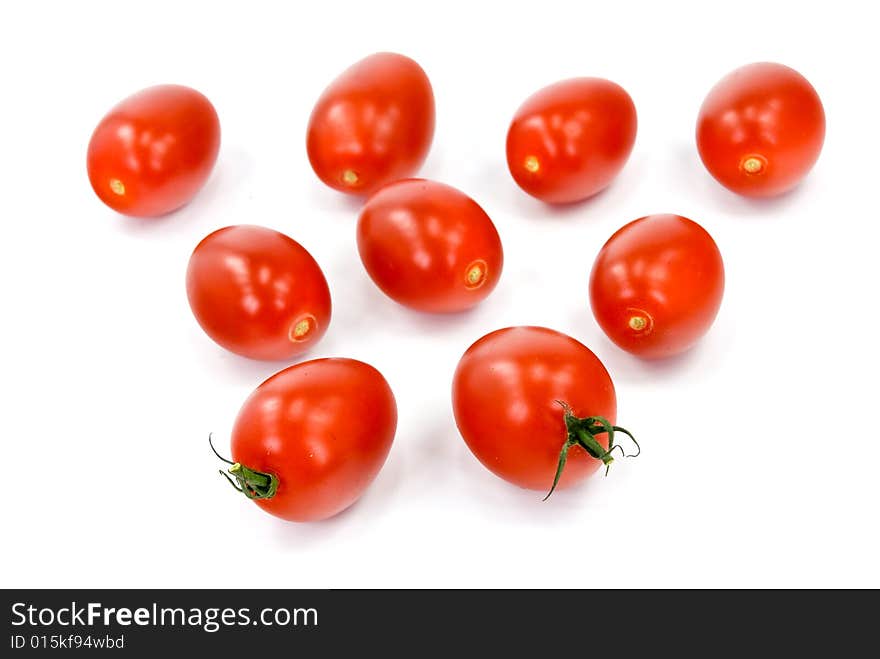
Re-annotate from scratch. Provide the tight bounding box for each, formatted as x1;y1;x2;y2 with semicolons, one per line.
186;225;331;361
453;326;636;494
590;214;724;359
506;78;637;204
217;358;397;522
696;62;825;197
357;179;503;312
87;85;220;217
307;52;435;196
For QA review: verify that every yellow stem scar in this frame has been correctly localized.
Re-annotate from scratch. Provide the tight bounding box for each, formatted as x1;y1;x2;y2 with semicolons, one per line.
465;261;487;288
741;156;766;175
289;317;314;342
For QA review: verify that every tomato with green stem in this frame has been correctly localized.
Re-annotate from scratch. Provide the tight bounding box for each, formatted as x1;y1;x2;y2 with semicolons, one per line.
211;358;397;522
452;326;638;496
696;62;825;197
87;84;220;217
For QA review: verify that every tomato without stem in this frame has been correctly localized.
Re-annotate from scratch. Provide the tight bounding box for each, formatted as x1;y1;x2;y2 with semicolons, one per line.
307;52;435;196
216;358;397;522
590;214;724;359
186;225;331;361
696;62;825;197
452;326;637;494
506;78;637;204
87;85;220;217
357;179;503;313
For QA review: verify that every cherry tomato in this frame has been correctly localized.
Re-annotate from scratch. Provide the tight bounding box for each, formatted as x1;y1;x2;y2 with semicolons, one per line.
696;62;825;197
186;225;331;361
453;326;637;494
357;179;503;313
87;85;220;217
506;78;637;204
307;52;435;196
590;214;724;359
216;358;397;522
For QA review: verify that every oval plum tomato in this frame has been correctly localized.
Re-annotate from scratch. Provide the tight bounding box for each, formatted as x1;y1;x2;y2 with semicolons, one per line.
307;52;435;196
213;358;398;522
452;326;638;496
186;225;331;361
506;78;637;204
357;179;503;312
590;214;724;359
696;62;825;197
87;85;220;217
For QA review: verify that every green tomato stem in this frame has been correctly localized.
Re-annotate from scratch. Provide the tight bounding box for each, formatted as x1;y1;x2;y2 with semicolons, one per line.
209;434;279;500
226;463;279;500
543;402;639;500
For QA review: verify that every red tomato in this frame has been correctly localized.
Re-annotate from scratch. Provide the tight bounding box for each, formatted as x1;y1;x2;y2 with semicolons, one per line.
590;214;724;359
357;179;503;312
217;358;397;522
453;326;636;494
87;85;220;217
506;78;637;204
307;52;435;196
186;225;331;361
696;62;825;197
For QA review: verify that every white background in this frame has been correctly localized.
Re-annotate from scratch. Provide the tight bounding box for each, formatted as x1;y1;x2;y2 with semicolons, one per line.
1;0;878;588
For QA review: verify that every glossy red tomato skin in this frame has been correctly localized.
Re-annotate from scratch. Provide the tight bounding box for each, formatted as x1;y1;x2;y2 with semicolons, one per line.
452;326;616;491
506;78;637;204
307;53;435;196
186;225;331;361
590;214;724;359
697;62;825;197
87;85;220;217
357;179;503;312
231;358;397;522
